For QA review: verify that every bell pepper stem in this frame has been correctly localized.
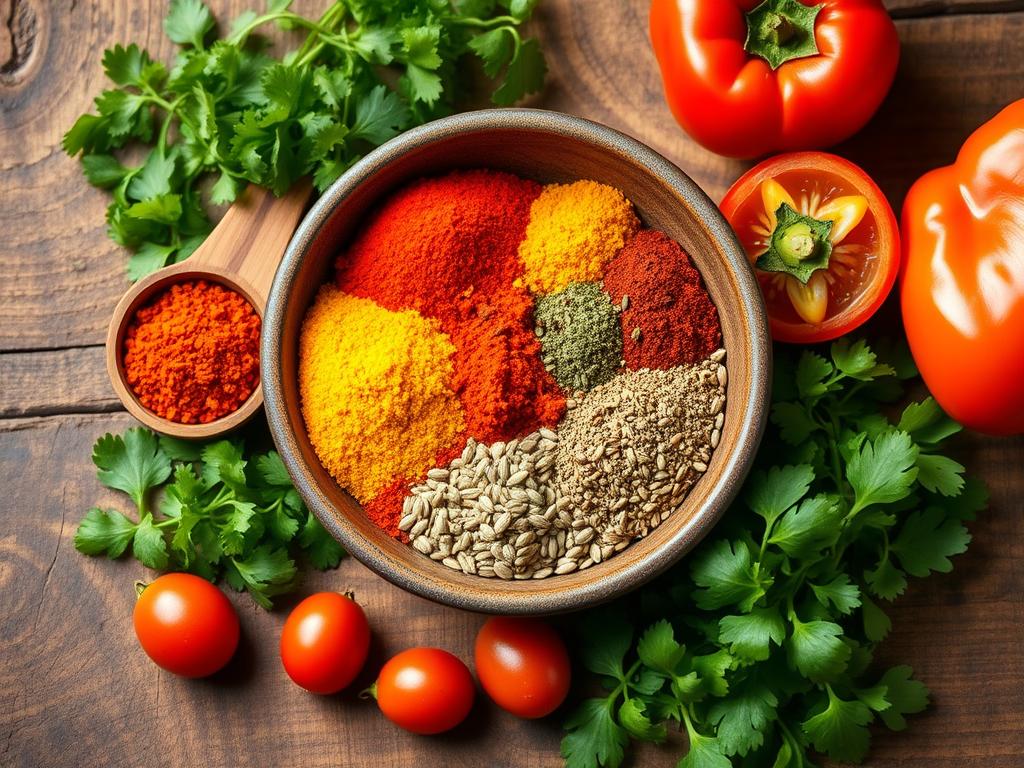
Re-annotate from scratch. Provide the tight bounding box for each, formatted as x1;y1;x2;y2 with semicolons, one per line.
745;0;823;70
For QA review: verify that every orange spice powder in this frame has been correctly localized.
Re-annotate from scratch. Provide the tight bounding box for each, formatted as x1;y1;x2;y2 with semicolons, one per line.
123;279;261;424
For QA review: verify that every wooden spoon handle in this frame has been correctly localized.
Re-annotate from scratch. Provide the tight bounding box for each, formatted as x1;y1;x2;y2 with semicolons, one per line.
189;181;314;307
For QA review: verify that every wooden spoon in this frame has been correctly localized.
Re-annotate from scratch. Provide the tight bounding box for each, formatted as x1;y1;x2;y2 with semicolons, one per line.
106;183;312;440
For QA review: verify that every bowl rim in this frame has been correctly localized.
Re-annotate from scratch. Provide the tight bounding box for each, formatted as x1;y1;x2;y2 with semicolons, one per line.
262;107;771;614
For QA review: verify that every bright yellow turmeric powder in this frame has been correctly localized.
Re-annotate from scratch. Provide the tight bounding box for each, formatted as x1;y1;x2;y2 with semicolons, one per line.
298;286;465;502
517;180;641;293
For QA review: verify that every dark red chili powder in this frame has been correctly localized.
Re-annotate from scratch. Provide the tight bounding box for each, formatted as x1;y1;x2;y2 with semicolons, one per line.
603;229;721;369
336;169;564;444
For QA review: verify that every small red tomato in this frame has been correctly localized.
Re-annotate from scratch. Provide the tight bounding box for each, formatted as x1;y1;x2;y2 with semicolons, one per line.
474;617;571;718
133;572;239;678
374;648;475;734
280;592;371;694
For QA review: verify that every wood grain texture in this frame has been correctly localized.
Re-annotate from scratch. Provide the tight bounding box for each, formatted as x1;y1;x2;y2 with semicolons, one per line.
0;345;116;418
1;1;1023;766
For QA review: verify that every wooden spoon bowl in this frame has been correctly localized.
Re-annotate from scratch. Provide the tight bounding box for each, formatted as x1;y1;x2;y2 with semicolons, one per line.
263;110;772;614
106;184;311;440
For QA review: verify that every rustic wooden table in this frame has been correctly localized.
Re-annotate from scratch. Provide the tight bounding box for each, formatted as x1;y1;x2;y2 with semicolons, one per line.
2;1;1023;766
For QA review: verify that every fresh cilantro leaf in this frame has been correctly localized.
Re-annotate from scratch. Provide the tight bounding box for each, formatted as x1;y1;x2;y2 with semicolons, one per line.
401;26;442;69
691;539;768;612
915;453;965;497
201;440;247;492
126;194;183;224
403;64;444;105
898;397;961;445
744;464;814;527
81;154;131;189
718;607;786;662
847;430;919;512
492;37;547;106
74;508;138;558
795;351;833;399
133;513;170;569
298;512;344;569
102;44;151;86
767;494;842;558
92;428;172;512
801;688;873;763
229;544;297;608
468;28;514;77
786;617;850;682
809;573;861;615
127;150;176;200
861;594;892;642
255;451;293;487
562;699;630;768
349;85;411;145
831;337;894;381
617;698;666;742
636;619;685;674
210;172;242;205
678;726;732;768
864;554;907;600
351;27;397;64
505;0;540;20
876;666;929;730
127;243;176;281
691;650;732;697
165;0;216;49
891;507;970;577
95;89;148;137
708;680;778;756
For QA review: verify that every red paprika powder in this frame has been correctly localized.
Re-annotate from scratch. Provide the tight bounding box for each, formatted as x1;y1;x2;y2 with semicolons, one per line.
123;279;261;424
336;169;564;444
603;230;721;369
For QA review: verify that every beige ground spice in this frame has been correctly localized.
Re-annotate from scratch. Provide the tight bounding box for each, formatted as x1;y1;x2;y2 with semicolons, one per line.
553;351;726;547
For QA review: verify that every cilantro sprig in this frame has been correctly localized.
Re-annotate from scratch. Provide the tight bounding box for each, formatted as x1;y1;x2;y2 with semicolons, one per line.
563;339;984;768
74;427;344;608
64;0;546;280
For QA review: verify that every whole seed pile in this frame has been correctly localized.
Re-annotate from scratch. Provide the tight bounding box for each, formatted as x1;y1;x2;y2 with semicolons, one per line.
398;429;581;579
397;351;728;579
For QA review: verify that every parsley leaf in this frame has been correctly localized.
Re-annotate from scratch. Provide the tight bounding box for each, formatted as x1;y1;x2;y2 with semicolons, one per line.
801;688;873;763
562;699;630;768
846;430;919;512
92;428;172;512
75;427;343;607
563;338;980;768
67;0;546;279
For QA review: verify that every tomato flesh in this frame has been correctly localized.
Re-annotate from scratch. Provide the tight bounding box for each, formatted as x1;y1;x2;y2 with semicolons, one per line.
280;592;371;694
375;647;475;735
721;152;900;343
133;572;240;678
474;617;571;719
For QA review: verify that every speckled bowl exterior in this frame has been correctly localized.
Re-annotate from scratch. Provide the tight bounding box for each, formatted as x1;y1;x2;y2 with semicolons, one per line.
262;109;771;615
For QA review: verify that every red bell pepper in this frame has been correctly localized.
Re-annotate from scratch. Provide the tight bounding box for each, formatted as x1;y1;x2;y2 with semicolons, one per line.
901;99;1024;436
649;0;899;158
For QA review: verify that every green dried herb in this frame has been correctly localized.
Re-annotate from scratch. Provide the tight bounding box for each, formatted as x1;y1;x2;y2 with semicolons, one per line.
535;282;623;392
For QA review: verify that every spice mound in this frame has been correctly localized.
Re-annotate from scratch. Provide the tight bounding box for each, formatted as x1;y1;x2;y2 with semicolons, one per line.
298;169;725;579
123;279;260;424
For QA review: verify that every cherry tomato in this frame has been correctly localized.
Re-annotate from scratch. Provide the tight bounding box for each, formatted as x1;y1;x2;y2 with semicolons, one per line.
279;592;371;694
133;572;239;678
474;617;571;719
374;648;475;734
720;152;899;343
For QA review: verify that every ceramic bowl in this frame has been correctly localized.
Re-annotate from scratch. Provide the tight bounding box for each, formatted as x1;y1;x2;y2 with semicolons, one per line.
262;109;770;615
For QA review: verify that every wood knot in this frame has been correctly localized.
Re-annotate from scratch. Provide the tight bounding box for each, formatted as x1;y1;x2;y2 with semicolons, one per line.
0;0;38;84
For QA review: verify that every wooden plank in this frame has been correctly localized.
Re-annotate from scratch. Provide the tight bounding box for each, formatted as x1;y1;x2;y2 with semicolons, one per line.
0;346;119;418
2;2;1024;352
887;0;1024;16
1;414;1021;766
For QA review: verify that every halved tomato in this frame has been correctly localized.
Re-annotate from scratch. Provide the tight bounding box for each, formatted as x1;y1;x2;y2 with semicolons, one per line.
720;152;900;344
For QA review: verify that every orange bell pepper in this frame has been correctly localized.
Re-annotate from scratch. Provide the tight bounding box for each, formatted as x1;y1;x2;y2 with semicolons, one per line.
901;99;1024;435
